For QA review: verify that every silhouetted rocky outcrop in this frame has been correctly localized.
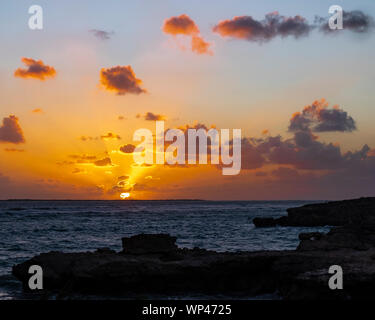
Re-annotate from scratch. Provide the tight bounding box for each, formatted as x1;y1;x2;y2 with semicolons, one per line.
253;197;375;227
12;227;375;300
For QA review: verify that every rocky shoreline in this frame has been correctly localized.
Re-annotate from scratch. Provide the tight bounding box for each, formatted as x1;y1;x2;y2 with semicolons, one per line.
12;197;375;300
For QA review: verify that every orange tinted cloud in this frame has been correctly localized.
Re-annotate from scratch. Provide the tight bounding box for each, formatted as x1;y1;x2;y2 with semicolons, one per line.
14;57;56;80
0;115;25;144
100;65;146;95
191;35;212;55
163;14;199;36
4;148;24;152
32;108;44;114
163;14;212;55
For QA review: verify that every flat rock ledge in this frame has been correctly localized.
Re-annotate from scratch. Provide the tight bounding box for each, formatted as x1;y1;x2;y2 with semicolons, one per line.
253;197;375;227
12;231;375;300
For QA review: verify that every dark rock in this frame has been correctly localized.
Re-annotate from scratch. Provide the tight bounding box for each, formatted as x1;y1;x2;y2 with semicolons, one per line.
253;197;375;228
298;224;375;251
121;234;178;255
298;232;323;241
253;217;277;228
287;197;375;227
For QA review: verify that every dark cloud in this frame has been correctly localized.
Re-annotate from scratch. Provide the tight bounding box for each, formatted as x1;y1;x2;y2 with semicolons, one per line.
213;12;312;42
289;99;356;133
0;115;25;144
94;157;113;167
14;57;56;80
120;144;136;154
318;10;374;33
144;112;166;121
89;29;114;40
100;65;146;95
100;132;121;140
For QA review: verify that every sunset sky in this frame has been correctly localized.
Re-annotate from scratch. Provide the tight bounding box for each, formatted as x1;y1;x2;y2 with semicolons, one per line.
1;0;375;200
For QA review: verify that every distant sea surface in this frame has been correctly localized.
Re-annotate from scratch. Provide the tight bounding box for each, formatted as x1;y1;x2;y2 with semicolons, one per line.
0;200;330;300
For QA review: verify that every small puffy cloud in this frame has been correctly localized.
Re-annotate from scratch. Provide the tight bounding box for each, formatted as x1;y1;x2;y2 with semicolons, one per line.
318;10;374;33
94;157;113;167
120;144;136;154
14;57;56;80
163;14;212;55
89;29;114;40
163;14;200;36
101;132;121;140
100;65;146;95
213;12;312;43
0;115;25;144
289;99;356;133
144;112;166;121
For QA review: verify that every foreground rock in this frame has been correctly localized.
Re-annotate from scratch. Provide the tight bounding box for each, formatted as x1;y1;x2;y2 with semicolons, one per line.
12;232;375;300
253;197;375;227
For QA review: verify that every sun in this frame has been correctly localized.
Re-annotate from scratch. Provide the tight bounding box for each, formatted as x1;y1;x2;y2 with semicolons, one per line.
120;192;130;199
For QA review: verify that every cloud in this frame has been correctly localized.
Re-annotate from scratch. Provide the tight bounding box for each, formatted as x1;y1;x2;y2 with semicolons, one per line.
144;112;166;121
318;10;374;33
79;136;99;141
289;99;356;132
118;115;126;120
163;14;200;36
89;29;114;40
68;154;97;164
4;148;24;152
213;12;312;43
94;157;113;167
72;168;86;174
14;57;56;80
118;175;130;181
191;35;212;55
32;108;44;114
100;65;146;95
163;14;212;55
0;115;25;144
120;144;136;154
101;132;121;140
272;167;300;179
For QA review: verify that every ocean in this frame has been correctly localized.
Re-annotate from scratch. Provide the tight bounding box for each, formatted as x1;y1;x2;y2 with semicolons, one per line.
0;200;330;300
